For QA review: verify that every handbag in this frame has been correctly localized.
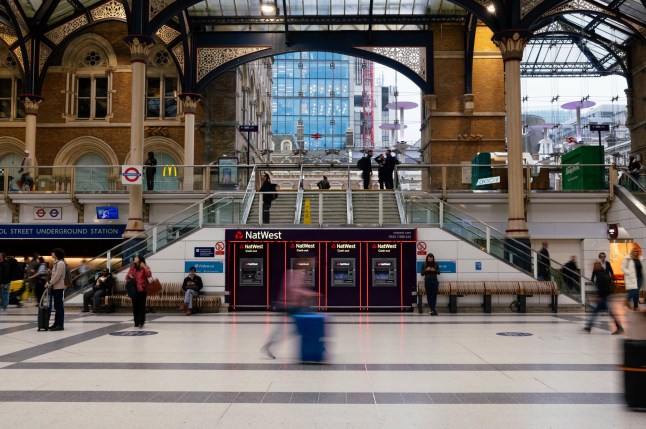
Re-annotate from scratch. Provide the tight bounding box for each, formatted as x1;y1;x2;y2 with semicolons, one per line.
147;277;162;296
125;278;137;299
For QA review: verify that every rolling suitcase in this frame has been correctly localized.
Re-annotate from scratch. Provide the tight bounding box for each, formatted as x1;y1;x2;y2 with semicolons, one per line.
293;313;326;363
37;288;50;331
624;311;646;408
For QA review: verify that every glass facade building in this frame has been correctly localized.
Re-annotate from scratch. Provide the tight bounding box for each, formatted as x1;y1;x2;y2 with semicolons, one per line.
272;52;351;150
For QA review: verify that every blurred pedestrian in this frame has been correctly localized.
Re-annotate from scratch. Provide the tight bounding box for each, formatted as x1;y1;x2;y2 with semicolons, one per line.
584;261;624;335
357;150;373;190
259;173;275;223
0;253;10;311
628;155;641;190
28;256;48;304
144;151;157;191
261;268;317;359
18;149;33;191
537;241;551;281
375;154;386;189
621;247;645;311
384;149;399;189
562;255;580;294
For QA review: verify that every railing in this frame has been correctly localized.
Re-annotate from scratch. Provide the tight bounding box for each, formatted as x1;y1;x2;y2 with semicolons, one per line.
240;166;257;224
404;194;591;304
1;162;615;203
63;194;247;301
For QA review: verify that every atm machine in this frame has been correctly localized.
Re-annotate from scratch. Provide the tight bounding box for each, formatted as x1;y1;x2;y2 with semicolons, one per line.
290;258;316;287
239;258;263;286
330;258;356;287
372;258;397;287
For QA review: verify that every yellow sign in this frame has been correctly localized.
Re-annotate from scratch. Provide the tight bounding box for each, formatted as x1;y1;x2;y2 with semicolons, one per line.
162;165;178;177
303;199;311;224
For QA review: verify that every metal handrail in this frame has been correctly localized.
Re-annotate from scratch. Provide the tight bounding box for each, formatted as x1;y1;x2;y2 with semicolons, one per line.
240;166;257;224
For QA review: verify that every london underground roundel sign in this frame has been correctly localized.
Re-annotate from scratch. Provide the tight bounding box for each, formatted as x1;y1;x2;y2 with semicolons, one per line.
121;165;143;185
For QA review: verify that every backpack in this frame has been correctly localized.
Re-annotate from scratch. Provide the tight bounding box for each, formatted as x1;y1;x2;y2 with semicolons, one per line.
356;158;364;170
63;262;73;287
8;258;22;281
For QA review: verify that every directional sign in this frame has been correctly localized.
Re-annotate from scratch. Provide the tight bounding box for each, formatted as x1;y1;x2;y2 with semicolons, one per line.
589;124;610;132
475;176;501;187
239;125;258;132
121;165;142;185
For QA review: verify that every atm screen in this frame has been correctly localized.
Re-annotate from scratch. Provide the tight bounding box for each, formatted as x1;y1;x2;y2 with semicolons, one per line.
242;271;255;280
334;272;349;280
374;271;389;280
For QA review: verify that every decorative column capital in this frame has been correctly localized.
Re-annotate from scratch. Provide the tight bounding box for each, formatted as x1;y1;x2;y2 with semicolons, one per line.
179;93;201;114
124;35;155;63
19;94;44;115
492;31;532;62
423;94;437;112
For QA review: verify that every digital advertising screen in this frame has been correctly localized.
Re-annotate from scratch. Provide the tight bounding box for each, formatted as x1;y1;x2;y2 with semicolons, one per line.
96;206;119;220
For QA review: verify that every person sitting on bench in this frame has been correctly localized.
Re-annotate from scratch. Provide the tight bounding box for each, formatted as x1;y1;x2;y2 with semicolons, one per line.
82;269;114;313
180;266;203;315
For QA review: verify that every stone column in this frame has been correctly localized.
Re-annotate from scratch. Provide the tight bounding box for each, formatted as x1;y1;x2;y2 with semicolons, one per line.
421;94;437;193
123;36;153;239
180;93;200;191
493;31;531;240
21;95;43;160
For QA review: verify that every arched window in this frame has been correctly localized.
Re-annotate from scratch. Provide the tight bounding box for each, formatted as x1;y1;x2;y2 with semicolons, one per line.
74;153;109;192
0;48;24;120
62;34;116;121
146;48;179;120
0;152;23;191
281;141;292;151
153;152;181;191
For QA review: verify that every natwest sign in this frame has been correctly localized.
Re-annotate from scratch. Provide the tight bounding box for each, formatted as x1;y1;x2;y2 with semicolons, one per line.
232;230;283;240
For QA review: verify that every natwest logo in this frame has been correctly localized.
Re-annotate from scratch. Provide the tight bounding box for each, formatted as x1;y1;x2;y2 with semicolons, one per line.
234;231;244;239
243;230;283;240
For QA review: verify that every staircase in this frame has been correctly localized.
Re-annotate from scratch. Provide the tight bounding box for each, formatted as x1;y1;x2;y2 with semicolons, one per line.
352;190;401;225
300;191;348;225
247;192;298;224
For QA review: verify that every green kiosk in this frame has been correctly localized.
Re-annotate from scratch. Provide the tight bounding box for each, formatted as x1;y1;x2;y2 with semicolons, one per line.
561;146;605;191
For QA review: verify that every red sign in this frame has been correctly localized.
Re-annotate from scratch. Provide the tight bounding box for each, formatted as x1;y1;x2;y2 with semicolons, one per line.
311;133;322;140
417;241;427;255
215;241;225;255
123;167;141;183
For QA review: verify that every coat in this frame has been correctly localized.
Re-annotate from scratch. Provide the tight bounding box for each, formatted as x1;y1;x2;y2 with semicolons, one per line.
46;259;66;290
126;265;152;293
621;255;646;290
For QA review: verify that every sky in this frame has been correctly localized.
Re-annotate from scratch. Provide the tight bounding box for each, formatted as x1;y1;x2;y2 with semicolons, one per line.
375;66;629;148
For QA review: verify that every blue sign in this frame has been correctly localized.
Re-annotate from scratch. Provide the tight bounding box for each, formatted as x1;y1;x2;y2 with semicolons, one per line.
416;260;456;274
184;261;224;273
0;224;126;239
194;247;215;258
497;332;533;337
475;262;482;271
110;331;158;336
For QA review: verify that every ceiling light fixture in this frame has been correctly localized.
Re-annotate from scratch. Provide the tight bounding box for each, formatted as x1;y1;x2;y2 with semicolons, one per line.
486;4;496;13
260;1;278;15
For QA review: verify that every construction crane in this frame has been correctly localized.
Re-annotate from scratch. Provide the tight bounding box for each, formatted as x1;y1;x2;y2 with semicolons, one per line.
361;59;374;148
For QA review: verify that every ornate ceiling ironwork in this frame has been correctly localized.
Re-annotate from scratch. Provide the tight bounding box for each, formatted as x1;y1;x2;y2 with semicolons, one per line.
356;46;426;80
196;47;271;82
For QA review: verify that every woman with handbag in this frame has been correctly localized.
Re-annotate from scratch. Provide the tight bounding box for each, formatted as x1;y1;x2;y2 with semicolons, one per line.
126;255;151;328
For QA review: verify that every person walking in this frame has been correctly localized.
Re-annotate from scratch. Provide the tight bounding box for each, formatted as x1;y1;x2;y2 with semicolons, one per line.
421;253;440;315
621;247;645;311
45;248;66;331
598;251;614;280
144;151;157;191
0;253;10;311
259;173;275;224
628;155;641;190
537;241;551;281
358;150;373;190
126;255;152;328
316;176;330;190
180;266;203;315
383;149;399;189
584;261;624;335
18;149;33;191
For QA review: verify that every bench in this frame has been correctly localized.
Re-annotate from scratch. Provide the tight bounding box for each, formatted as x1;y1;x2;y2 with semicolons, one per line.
109;281;221;313
416;280;559;313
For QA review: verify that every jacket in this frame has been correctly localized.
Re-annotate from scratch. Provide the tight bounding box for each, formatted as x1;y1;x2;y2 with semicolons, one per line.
46;259;66;290
126;265;152;293
621;255;646;290
182;274;203;293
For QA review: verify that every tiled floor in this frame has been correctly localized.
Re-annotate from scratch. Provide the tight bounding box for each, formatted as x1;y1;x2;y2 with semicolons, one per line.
0;308;643;428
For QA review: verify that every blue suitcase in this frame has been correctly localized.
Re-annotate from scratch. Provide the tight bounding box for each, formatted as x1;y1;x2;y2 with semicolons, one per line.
293;313;325;363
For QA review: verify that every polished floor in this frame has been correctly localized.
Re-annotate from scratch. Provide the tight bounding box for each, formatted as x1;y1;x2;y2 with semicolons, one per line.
0;306;642;428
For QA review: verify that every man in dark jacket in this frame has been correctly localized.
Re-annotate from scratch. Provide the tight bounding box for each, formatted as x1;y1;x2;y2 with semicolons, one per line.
383;149;399;189
259;173;275;223
144;151;157;191
358;150;373;190
82;269;114;313
537;241;551;280
180;266;203;315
